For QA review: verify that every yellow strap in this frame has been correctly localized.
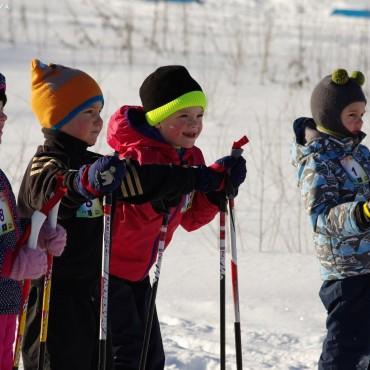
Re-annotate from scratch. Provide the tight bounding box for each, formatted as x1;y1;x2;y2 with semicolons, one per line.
363;202;370;220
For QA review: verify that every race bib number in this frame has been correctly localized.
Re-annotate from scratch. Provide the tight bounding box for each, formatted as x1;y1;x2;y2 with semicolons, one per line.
0;192;15;236
340;155;369;185
76;198;103;218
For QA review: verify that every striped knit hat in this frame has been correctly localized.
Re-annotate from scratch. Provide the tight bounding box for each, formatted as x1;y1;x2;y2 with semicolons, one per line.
30;59;104;129
0;73;6;107
139;65;207;126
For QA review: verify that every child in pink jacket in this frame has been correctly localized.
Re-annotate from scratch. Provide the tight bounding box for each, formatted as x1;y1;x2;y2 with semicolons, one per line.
0;72;66;370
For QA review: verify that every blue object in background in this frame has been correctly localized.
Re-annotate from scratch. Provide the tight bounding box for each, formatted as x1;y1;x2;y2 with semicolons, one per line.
331;8;370;18
145;0;204;3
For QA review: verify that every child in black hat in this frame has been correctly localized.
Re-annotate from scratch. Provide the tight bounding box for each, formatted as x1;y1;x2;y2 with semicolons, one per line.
106;65;247;369
291;69;370;369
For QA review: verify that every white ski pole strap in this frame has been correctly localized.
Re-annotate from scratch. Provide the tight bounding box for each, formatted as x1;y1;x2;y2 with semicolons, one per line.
47;200;61;229
27;211;47;250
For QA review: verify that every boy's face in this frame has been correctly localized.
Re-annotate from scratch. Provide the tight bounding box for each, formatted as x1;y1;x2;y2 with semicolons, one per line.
341;101;366;136
60;102;103;146
156;106;203;149
0;101;7;144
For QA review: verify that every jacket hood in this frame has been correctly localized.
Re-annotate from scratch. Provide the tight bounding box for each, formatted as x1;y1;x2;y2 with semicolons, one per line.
291;116;366;168
107;105;201;164
107;105;165;154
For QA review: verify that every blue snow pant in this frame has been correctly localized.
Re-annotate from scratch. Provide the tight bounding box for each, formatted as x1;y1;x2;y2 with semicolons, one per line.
108;275;165;370
319;274;370;370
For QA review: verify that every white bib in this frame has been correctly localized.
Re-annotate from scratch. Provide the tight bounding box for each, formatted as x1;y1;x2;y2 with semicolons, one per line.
0;192;15;236
76;198;103;219
340;155;369;185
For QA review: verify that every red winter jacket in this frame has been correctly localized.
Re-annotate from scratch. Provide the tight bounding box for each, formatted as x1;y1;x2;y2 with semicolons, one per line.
107;106;219;281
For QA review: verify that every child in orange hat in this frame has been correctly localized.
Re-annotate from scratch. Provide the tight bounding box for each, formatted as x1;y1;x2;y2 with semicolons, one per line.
18;59;140;370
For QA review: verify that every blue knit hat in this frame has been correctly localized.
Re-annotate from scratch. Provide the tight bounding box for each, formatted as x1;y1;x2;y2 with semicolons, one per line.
0;73;6;107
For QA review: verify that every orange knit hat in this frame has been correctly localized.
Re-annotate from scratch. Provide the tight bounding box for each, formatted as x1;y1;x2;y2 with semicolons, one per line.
30;59;104;129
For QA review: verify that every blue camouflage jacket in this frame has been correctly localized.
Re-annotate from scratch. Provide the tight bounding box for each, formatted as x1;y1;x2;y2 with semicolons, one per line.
291;117;370;281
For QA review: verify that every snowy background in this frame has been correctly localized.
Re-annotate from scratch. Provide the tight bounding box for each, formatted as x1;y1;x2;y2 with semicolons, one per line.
2;0;370;368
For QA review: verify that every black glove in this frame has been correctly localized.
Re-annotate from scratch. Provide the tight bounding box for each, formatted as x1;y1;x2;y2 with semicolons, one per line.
206;190;227;209
74;155;125;199
210;155;247;197
151;195;182;214
193;155;247;195
293;117;317;145
192;166;224;193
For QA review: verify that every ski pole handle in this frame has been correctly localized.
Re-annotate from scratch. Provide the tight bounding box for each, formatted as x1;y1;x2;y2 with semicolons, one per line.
27;211;47;250
13;177;66;370
47;200;61;229
228;135;248;370
27;176;65;250
39;199;63;370
28;197;61;249
225;136;249;200
27;198;61;249
231;135;249;158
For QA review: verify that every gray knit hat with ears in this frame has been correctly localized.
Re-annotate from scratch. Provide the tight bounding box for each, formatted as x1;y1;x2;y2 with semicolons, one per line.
310;69;366;137
0;73;6;107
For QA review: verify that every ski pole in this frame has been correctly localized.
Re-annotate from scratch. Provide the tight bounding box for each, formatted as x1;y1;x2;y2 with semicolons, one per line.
98;191;113;370
228;135;248;370
13;211;46;370
38;180;66;370
13;179;66;370
139;212;169;370
219;197;227;370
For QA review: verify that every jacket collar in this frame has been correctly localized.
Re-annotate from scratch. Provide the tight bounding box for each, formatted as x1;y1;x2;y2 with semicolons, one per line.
42;128;89;156
108;105;194;164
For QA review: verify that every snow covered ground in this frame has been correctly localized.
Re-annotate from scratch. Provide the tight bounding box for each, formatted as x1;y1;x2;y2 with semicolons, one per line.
159;231;324;369
2;0;370;368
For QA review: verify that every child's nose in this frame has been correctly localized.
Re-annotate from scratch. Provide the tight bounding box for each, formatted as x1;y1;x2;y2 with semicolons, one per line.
188;117;200;127
95;115;103;126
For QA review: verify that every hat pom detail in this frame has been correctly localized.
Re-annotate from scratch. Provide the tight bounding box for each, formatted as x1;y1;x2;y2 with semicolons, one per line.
351;71;365;86
331;69;349;85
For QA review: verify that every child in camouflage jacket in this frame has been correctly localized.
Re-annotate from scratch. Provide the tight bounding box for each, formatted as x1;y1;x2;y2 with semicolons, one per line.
292;69;370;370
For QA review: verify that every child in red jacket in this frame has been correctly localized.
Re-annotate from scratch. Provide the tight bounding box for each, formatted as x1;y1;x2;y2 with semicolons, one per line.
107;65;246;369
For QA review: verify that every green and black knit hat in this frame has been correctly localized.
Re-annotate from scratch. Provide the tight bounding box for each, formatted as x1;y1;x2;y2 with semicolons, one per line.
139;65;207;126
310;69;366;137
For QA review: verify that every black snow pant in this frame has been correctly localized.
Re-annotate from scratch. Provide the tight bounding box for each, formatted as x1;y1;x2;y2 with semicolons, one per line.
21;278;113;370
319;274;370;370
108;275;165;370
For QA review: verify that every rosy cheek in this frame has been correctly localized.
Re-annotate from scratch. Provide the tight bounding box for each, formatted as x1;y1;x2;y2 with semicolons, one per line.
169;125;183;135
